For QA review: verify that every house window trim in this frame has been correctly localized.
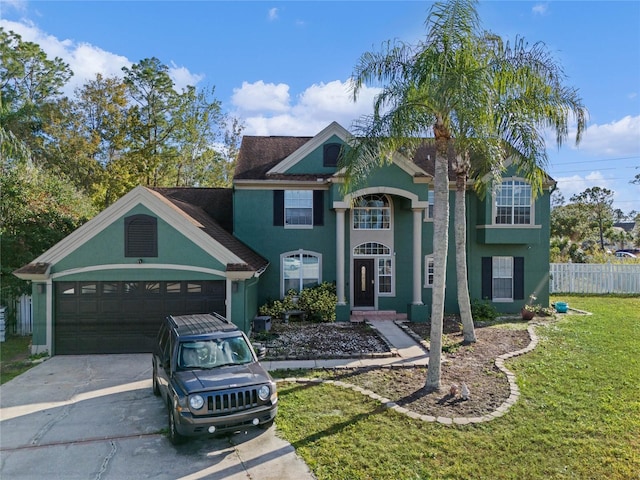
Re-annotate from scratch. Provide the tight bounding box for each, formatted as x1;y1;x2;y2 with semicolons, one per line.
492;178;534;226
424;190;435;222
492;256;514;302
424;255;434;288
352;194;392;230
284;190;314;229
377;257;393;296
280;250;322;297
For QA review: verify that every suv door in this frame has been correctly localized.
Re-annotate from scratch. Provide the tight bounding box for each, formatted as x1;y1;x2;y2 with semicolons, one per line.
153;326;173;398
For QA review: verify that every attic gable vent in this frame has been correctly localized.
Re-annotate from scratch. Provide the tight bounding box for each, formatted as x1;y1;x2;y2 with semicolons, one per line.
323;143;341;167
125;214;158;257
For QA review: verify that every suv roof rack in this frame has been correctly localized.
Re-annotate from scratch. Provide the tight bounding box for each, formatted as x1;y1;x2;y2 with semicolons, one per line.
167;312;237;336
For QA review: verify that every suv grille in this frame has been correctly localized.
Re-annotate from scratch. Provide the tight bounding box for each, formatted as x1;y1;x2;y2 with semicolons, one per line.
206;388;259;414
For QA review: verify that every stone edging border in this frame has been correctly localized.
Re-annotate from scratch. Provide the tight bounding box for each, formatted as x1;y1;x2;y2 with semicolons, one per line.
275;322;542;425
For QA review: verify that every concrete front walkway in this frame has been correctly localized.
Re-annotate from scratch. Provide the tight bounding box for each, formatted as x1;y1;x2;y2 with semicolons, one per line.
263;319;429;372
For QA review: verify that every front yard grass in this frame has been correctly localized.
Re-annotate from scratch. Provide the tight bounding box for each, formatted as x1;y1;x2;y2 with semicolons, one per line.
0;334;33;385
273;295;640;479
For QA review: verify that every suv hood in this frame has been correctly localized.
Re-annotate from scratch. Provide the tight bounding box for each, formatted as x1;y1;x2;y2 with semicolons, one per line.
174;363;272;394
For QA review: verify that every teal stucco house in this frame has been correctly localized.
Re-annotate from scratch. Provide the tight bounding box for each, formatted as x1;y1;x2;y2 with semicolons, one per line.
15;122;553;355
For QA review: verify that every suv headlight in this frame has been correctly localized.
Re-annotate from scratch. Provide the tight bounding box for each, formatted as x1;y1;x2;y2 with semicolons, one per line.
189;394;205;410
258;385;270;401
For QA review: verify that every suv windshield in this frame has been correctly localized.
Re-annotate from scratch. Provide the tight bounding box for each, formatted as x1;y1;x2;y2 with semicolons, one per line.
178;336;253;369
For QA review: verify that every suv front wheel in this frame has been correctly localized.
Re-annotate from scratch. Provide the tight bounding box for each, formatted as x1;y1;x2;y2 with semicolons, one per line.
167;404;187;445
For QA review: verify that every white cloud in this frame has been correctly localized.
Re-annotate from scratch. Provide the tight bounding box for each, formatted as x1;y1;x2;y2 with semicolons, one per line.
268;8;278;21
169;62;204;92
231;79;380;135
532;3;549;15
0;19;203;96
575;115;640;157
231;81;291;113
555;171;613;201
1;19;131;95
2;0;27;13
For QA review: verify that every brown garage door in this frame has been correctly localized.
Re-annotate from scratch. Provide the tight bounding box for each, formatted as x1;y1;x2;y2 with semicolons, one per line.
55;280;225;354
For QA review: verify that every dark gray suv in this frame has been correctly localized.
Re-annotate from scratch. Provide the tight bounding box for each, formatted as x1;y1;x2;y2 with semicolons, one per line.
152;313;277;445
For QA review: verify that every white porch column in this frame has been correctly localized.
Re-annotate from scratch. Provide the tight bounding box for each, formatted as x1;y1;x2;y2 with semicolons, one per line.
335;208;346;305
412;208;424;305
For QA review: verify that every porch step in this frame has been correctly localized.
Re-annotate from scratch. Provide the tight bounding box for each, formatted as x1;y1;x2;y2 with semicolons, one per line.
350;310;408;322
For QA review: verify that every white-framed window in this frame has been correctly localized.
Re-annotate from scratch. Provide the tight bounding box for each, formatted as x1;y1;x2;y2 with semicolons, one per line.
378;258;392;294
424;255;434;287
353;242;393;295
426;190;435;220
281;251;321;295
492;256;513;301
353;194;390;230
495;180;532;225
285;190;313;227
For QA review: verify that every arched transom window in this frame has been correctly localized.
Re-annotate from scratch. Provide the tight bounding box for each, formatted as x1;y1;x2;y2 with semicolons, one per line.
353;194;390;230
353;242;390;256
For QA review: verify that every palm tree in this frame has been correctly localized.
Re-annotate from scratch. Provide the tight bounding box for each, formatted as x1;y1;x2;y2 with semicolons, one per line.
343;0;587;391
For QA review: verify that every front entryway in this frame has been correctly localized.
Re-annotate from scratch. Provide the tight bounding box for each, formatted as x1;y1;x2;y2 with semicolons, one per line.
353;258;375;307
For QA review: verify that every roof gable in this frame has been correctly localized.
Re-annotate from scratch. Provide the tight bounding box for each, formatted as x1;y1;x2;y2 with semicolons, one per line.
15;186;267;279
267;122;351;175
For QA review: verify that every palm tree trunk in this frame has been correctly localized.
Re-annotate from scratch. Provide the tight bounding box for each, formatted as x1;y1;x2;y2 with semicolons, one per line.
455;173;476;343
425;125;449;391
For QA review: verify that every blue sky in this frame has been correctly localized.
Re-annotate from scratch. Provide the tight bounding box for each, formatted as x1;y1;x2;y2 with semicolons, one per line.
2;0;639;213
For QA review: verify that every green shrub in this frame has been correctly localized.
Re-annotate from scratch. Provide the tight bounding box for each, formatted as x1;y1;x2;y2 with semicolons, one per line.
471;298;499;322
258;282;337;322
298;282;337;322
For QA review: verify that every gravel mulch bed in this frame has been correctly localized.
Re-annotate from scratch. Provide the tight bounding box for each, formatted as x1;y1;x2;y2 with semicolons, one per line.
257;316;534;418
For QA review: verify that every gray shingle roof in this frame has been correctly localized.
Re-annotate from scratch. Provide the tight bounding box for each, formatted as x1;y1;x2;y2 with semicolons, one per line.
151;187;269;273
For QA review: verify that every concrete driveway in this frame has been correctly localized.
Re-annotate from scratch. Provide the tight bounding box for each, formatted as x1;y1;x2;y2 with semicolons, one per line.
0;355;315;480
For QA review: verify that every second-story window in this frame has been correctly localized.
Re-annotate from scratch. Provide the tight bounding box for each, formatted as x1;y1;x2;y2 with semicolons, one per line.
495;180;532;225
427;190;435;220
285;190;313;227
353;194;390;230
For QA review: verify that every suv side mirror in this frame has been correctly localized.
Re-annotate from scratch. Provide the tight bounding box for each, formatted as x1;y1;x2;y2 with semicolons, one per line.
253;343;267;359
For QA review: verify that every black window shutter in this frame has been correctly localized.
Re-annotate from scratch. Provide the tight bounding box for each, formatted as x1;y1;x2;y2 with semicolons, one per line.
514;257;525;300
124;214;157;257
313;190;324;226
481;257;492;300
323;143;341;167
273;190;284;226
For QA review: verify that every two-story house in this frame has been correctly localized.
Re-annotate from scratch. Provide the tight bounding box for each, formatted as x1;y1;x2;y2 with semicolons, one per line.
15;122;552;355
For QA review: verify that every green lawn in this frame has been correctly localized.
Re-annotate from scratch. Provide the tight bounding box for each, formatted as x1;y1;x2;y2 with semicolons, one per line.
0;334;33;384
274;295;640;480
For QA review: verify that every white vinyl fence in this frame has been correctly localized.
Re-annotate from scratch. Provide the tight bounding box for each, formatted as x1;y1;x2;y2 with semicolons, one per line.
17;295;33;335
550;263;640;294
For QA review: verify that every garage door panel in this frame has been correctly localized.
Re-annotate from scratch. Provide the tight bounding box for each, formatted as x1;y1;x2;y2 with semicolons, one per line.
100;299;121;313
78;301;98;314
58;298;78;314
55;280;226;354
